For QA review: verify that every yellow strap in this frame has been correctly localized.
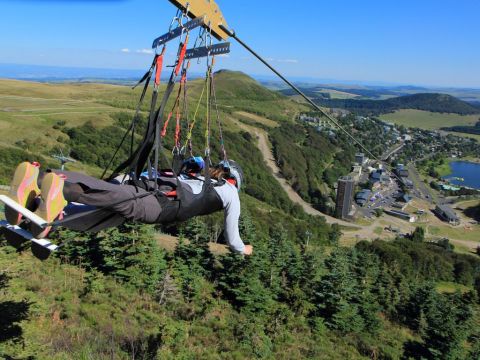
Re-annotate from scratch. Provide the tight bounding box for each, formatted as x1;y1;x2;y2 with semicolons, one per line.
205;68;211;150
184;76;207;147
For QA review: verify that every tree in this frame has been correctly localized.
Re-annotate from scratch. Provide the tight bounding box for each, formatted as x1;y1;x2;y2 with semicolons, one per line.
314;248;366;334
475;276;480;301
438;238;454;252
328;224;342;246
423;293;474;360
55;223;167;294
374;208;384;218
410;227;425;243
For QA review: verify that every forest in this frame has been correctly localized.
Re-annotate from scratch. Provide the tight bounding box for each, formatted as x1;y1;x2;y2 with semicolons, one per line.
442;120;480;136
304;93;480;116
2;217;479;359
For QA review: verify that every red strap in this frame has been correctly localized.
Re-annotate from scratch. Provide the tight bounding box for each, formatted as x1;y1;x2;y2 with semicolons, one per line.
174;108;181;146
161;112;173;138
180;71;187;84
155;48;165;86
175;35;189;76
164;190;177;198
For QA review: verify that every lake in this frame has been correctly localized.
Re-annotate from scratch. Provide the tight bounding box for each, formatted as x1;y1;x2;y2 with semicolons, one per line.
443;161;480;189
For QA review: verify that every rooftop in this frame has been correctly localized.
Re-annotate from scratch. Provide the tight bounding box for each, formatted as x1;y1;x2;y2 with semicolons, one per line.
437;205;459;220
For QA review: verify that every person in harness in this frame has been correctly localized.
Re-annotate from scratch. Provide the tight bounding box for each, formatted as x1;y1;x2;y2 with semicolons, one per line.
5;159;253;256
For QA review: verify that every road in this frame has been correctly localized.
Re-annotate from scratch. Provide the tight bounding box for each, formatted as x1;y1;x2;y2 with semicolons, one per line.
381;141;405;161
407;163;439;204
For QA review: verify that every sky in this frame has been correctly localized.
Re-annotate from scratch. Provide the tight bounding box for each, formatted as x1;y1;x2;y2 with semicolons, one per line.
0;0;479;87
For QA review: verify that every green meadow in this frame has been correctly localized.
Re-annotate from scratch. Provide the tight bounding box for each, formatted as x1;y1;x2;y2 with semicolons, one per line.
380;109;479;131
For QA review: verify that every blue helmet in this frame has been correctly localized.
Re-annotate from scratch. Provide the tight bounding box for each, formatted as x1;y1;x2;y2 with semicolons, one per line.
183;156;205;173
218;160;244;191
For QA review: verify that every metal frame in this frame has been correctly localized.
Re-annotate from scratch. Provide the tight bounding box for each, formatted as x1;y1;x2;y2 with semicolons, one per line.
0;195;47;228
0;221;59;252
184;42;230;60
152;16;205;49
0;195;58;253
168;0;230;41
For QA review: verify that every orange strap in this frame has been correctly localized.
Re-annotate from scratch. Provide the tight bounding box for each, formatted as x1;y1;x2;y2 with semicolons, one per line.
174;108;181;146
174;71;188;146
161;112;173;138
154;48;166;86
164;190;177;198
174;35;189;76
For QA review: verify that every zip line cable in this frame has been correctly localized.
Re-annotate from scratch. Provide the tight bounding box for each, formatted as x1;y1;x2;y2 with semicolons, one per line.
219;25;406;186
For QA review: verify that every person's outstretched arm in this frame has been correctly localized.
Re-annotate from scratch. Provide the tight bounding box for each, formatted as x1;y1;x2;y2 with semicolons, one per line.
216;183;253;255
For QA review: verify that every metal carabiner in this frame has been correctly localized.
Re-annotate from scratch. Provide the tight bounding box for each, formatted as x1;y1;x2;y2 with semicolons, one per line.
168;10;181;33
180;3;190;25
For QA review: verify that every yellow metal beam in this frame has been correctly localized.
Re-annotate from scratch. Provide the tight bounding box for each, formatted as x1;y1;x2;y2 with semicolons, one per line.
168;0;229;41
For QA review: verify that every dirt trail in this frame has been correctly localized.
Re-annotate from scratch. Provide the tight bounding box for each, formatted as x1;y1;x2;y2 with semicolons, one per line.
236;117;480;245
234;119;358;228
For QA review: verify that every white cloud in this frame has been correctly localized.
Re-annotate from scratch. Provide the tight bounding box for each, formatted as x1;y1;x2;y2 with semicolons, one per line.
136;48;154;55
120;48;130;53
263;57;299;64
277;59;299;63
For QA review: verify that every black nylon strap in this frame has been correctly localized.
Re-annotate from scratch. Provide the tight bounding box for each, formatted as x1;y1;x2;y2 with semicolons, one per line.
137;76;177;177
102;56;157;180
132;57;157;89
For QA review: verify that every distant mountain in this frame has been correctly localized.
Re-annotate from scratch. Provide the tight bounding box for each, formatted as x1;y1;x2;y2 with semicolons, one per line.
303;93;480;115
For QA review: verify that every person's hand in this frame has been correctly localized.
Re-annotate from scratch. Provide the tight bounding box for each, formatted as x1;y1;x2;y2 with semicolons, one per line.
243;245;253;256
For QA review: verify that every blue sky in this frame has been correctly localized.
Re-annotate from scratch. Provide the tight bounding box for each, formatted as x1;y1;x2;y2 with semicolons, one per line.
0;0;479;87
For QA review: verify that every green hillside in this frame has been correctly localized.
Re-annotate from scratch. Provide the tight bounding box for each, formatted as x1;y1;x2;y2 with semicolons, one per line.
1;74;480;359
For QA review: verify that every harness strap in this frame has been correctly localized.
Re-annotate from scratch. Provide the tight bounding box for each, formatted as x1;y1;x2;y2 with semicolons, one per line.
102;55;158;180
175;70;187;147
174;107;181;146
175;35;189;76
132;55;158;90
161;112;173;138
154;47;166;86
111;35;188;180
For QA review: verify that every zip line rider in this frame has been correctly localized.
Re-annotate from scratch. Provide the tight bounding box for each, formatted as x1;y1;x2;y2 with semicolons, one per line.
5;161;253;256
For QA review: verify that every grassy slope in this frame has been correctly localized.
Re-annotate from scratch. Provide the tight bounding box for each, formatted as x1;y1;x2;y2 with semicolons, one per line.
379;109;479;130
0;71;303;143
0;73;303;180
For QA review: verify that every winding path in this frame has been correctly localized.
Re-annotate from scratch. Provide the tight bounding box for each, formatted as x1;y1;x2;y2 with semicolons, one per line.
234;119;358;228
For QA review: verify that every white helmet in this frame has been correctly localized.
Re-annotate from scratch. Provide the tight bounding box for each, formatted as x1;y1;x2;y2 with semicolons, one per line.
218;160;244;191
